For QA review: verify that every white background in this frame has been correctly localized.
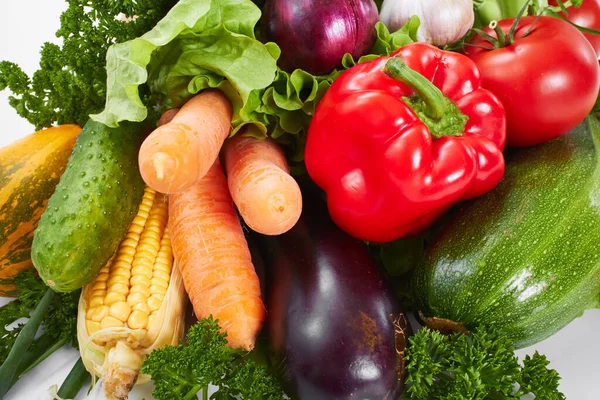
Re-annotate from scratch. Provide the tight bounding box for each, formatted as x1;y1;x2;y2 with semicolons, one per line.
1;1;600;399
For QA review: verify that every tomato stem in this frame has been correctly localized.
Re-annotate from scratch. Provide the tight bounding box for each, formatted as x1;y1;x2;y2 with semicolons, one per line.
489;20;508;46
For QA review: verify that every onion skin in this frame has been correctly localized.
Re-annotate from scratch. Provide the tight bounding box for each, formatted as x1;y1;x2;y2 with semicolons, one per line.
261;0;379;75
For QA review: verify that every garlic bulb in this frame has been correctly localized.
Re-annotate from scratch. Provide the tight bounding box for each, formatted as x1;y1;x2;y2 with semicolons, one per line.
380;0;475;46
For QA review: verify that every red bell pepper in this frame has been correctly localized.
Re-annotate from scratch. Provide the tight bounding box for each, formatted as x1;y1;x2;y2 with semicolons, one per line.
304;42;506;243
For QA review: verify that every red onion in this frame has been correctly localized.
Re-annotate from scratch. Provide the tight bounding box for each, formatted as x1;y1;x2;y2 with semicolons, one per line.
261;0;379;75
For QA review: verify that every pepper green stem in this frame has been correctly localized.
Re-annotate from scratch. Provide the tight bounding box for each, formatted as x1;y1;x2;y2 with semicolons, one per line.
383;57;469;139
384;57;447;120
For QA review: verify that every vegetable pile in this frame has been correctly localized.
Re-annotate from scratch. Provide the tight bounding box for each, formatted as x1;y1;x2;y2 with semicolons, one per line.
1;0;599;398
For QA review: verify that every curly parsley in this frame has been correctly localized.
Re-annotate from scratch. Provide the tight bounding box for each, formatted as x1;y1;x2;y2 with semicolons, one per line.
142;316;286;400
0;0;177;129
404;326;566;399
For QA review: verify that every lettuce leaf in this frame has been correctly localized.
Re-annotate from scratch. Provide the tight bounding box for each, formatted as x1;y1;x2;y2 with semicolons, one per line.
92;0;277;127
92;0;419;156
252;19;420;159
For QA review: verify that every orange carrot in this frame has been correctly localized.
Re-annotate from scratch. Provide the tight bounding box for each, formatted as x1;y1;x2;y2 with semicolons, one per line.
168;158;265;351
138;90;233;194
222;136;302;235
157;108;179;126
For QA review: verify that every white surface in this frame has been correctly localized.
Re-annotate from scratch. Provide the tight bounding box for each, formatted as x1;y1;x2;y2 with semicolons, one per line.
1;1;600;399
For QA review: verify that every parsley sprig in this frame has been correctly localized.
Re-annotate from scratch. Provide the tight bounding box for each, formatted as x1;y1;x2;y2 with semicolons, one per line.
142;316;286;400
404;326;565;399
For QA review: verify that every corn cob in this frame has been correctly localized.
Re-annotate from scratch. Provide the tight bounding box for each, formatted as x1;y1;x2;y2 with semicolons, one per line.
77;186;187;400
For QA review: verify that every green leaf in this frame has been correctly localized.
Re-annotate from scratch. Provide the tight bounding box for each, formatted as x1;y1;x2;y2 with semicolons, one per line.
91;0;278;128
0;0;178;129
142;316;285;400
236;19;421;160
518;352;566;399
379;236;425;277
92;10;420;160
371;18;420;56
404;327;566;399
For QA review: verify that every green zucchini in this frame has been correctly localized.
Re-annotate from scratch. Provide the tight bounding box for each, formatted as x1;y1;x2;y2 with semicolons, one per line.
412;116;600;349
32;120;146;293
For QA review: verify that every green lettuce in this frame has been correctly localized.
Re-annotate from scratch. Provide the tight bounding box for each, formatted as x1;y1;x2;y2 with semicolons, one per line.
254;19;421;160
92;0;278;127
92;0;419;155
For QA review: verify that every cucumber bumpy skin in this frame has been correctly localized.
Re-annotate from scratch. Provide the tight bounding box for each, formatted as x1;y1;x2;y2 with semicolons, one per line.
412;116;600;349
32;120;146;293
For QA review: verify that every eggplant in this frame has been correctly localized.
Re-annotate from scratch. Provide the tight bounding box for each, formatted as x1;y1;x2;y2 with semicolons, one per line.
257;191;408;399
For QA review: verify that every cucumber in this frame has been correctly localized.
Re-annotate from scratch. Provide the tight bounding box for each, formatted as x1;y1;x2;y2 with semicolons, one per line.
412;116;600;349
32;120;146;292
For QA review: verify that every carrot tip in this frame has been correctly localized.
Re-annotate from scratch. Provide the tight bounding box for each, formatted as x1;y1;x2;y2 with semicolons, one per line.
152;152;176;181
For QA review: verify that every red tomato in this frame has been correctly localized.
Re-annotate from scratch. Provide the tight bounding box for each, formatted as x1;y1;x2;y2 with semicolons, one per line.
465;16;599;147
551;0;600;58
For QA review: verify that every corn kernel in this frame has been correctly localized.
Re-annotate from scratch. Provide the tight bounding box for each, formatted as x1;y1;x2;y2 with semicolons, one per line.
113;254;134;268
104;292;126;306
150;284;168;296
89;296;104;308
146;313;156;330
111;267;132;279
132;302;151;314
153;261;171;274
127;292;148;306
147;294;163;312
92;281;107;291
119;237;138;249
86;320;101;335
100;316;124;329
107;282;129;295
86;307;96;320
130;275;151;287
127;310;149;330
95;273;109;283
91;289;107;299
109;301;131;322
130;284;151;298
131;265;153;279
90;305;109;322
107;275;129;288
137;240;160;254
153;270;171;283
